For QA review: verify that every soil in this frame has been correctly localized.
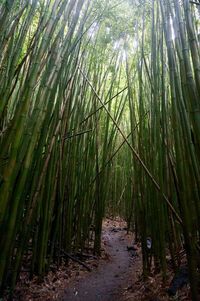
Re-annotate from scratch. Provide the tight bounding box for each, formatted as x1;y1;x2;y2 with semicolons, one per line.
62;219;141;301
9;218;192;301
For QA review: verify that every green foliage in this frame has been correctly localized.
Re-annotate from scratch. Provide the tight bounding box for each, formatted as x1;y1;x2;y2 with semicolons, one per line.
0;0;200;300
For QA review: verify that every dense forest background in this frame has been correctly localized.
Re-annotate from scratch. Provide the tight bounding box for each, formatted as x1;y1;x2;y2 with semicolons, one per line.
0;0;200;299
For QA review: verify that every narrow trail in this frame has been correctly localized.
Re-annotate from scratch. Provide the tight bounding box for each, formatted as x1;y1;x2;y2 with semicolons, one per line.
62;220;140;301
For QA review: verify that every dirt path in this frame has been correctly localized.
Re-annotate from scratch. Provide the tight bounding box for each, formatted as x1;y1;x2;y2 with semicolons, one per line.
62;220;140;301
11;220;191;301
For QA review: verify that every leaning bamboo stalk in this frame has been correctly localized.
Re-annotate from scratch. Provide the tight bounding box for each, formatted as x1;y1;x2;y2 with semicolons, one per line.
79;66;182;224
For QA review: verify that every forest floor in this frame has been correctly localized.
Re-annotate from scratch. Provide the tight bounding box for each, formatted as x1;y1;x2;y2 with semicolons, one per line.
61;218;140;301
11;218;191;301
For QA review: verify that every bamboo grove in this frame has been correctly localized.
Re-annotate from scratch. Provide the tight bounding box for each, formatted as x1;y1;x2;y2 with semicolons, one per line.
0;0;200;299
